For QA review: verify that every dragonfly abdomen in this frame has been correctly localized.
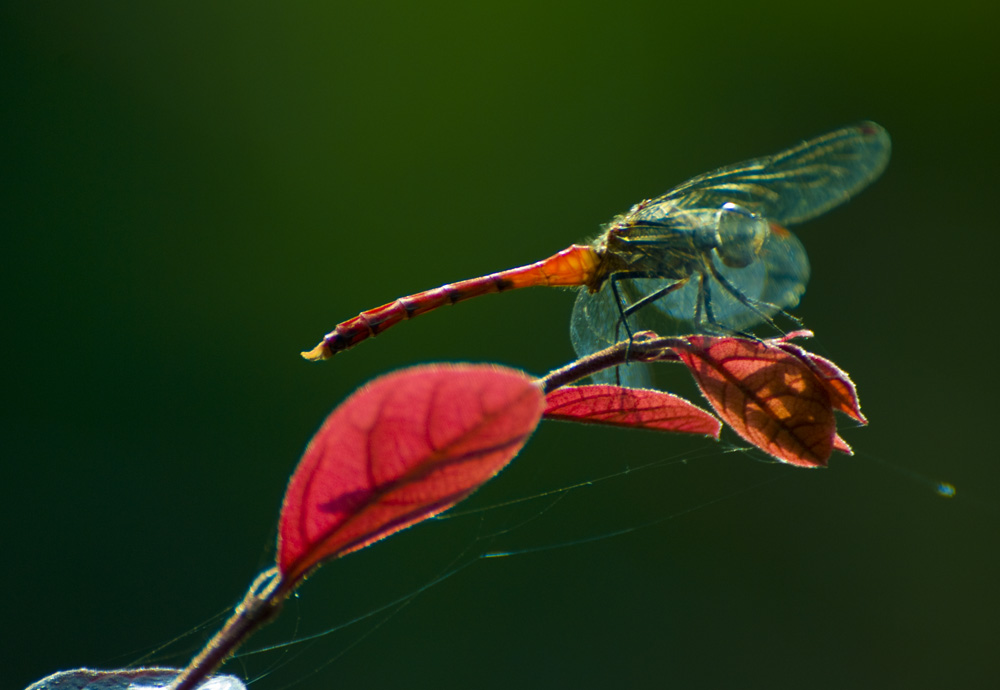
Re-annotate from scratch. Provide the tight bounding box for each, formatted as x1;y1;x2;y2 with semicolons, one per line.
318;278;517;355
302;244;601;361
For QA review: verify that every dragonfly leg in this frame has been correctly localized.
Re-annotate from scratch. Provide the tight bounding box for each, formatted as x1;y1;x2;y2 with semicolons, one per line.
611;271;691;341
609;275;636;343
620;277;690;321
692;273;730;335
704;259;800;335
608;275;639;380
607;271;681;380
697;272;712;329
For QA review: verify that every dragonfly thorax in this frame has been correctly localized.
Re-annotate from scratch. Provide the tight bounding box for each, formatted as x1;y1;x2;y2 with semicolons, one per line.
715;202;768;268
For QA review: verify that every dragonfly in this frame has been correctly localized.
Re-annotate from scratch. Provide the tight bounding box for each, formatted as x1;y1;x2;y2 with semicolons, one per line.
302;122;890;384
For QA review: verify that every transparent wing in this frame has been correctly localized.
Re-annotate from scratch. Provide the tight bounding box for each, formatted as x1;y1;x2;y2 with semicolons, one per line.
571;227;809;364
570;287;654;387
632;122;891;226
637;227;809;331
755;226;812;313
568;122;882;385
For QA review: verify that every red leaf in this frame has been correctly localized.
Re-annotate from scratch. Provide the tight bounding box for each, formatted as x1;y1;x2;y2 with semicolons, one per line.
832;434;853;455
774;339;867;425
544;385;721;438
673;336;856;467
278;364;544;584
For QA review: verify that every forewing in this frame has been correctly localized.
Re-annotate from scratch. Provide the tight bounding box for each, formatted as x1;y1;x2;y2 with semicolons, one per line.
632;122;891;226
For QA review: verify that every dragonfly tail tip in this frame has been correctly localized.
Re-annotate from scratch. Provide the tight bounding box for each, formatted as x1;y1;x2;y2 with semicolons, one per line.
301;342;332;362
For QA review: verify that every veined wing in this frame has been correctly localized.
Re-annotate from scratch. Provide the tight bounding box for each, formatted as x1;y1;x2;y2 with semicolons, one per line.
570;285;654;387
569;223;810;382
631;122;891;226
634;227;810;329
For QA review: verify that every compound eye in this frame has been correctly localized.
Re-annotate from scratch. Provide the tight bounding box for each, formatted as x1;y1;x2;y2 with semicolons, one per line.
716;203;768;268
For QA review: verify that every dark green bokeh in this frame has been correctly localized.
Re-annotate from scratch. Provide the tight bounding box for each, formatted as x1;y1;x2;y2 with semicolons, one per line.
3;3;998;689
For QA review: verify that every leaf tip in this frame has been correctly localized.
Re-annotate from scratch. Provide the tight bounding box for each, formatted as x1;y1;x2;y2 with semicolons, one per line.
832;434;853;456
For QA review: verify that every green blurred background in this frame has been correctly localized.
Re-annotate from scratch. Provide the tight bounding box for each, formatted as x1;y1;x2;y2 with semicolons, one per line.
4;2;998;689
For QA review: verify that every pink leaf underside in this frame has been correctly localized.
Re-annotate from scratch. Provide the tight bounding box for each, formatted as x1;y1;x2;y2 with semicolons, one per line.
278;364;545;582
544;385;721;438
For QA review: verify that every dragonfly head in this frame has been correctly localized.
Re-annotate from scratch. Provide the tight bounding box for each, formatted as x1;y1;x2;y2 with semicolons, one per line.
715;202;768;268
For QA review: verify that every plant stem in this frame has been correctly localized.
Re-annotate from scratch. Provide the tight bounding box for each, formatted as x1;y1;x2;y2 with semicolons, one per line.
538;331;683;393
167;567;287;690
